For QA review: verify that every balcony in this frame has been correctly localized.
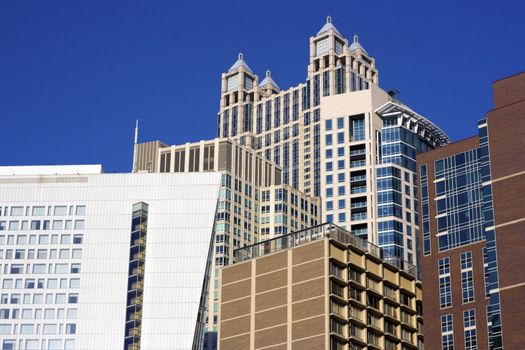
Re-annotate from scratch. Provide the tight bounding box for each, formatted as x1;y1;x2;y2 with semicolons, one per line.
351;212;367;221
349;149;366;156
130;282;144;291
350;160;366;168
131;267;144;276
350;175;367;182
366;278;382;294
128;328;141;337
350;202;367;209
130;252;145;262
351;186;367;194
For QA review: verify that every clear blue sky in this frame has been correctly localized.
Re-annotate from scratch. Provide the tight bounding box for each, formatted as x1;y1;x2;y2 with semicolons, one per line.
1;0;524;171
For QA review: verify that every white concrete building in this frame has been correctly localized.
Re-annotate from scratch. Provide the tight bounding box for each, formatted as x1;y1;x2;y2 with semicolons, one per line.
0;165;221;350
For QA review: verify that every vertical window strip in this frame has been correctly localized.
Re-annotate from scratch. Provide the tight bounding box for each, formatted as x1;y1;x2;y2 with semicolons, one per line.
438;257;452;308
441;314;454;350
460;251;475;303
463;309;478;350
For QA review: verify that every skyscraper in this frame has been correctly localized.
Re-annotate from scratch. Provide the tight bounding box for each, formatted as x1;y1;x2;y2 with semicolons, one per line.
218;16;449;266
417;72;525;349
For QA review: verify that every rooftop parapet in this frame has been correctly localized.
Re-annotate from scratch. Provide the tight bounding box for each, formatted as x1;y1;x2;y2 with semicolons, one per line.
234;222;417;278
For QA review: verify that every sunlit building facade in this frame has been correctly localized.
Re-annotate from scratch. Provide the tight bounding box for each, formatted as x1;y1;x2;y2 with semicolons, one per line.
0;165;222;350
417;72;525;349
134;138;320;347
217;17;449;267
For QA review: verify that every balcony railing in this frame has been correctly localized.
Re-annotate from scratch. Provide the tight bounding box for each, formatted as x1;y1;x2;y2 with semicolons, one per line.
350;160;366;168
350;202;367;209
351;213;367;221
350;149;366;156
233;223;417;277
351;186;367;194
350;175;367;182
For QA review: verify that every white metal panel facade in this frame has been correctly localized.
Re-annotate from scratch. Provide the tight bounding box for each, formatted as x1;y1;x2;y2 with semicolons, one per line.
0;171;221;350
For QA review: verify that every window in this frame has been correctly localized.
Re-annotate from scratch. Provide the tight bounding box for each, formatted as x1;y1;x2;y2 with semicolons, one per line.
464;309;478;350
66;323;76;334
366;293;380;310
21;324;34;334
441;314;454;350
68;293;79;304
10;264;23;274
461;251;475;303
75;206;86;215
337;117;344;129
316;38;329;56
348;268;361;284
71;264;81;274
438;257;452;308
226;74;239;91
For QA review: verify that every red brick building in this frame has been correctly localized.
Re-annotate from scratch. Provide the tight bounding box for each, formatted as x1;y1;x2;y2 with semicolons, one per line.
417;72;525;350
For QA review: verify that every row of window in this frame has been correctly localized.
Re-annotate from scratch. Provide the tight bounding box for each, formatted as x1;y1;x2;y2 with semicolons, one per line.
1;292;79;305
2;338;75;350
1;247;82;260
0;219;85;232
440;309;478;350
0;234;83;246
1;307;77;320
1;278;79;291
0;205;85;217
439;252;476;309
2;262;81;276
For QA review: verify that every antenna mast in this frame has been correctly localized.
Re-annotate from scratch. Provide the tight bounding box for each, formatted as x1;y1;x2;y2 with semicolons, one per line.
132;119;139;172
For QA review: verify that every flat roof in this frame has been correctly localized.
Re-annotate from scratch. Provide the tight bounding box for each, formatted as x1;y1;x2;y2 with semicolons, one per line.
0;165;103;176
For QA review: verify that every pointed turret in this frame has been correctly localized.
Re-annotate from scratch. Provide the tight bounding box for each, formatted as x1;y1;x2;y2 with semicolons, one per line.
228;53;253;74
349;35;369;56
259;70;280;92
317;16;342;36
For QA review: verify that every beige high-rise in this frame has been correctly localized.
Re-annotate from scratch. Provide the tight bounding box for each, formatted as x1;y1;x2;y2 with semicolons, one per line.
217;17;449;269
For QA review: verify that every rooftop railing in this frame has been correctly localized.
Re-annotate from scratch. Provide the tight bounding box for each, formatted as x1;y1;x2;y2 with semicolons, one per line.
233;222;417;278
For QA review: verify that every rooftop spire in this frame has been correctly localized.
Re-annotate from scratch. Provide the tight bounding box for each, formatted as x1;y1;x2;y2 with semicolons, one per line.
349;34;369;55
259;69;280;91
317;15;341;36
228;52;253;74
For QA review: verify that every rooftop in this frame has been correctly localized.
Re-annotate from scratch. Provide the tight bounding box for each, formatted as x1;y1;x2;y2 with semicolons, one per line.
234;222;417;278
376;101;451;147
0;165;103;176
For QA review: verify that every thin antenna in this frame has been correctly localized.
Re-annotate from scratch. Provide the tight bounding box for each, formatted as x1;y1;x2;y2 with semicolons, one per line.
134;119;139;144
132;119;139;172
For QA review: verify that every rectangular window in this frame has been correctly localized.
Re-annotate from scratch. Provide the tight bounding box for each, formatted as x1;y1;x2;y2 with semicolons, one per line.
226;74;239;91
461;251;475;303
316;38;329;56
463;309;478;350
438;257;452;308
441;314;454;350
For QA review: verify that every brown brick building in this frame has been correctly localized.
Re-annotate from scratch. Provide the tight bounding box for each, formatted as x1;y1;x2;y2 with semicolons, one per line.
218;223;423;350
417;72;525;350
